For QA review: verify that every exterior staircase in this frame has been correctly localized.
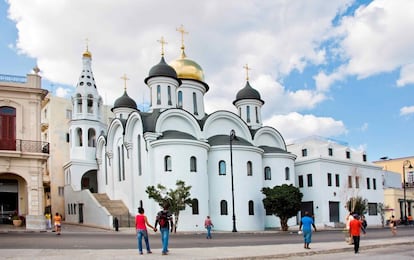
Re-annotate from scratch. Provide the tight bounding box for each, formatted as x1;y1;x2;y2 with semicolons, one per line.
93;193;134;227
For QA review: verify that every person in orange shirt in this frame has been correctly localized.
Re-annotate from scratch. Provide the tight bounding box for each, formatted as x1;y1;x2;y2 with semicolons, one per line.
349;214;366;254
54;212;62;235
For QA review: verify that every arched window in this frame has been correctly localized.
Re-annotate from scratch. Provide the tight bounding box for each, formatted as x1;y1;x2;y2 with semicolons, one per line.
157;85;161;105
76;94;82;113
193;92;198;115
220;200;228;215
285;167;290;180
137;135;142;176
0;106;16;150
88;128;96;147
219;160;226;175
246;105;251;123
87;94;93;113
190;156;197;172
167;86;172;105
177;91;183;108
264;166;271;180
255;107;259;123
248;200;254;215
164;155;172;171
247;161;253;176
192;199;199;215
76;128;83;146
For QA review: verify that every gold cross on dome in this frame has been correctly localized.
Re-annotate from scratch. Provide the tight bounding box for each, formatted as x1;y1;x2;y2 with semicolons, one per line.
85;38;89;51
120;73;129;91
243;64;251;81
176;24;188;48
157;36;168;56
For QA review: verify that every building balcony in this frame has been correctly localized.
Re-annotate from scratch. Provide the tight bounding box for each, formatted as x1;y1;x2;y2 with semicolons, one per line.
0;139;50;154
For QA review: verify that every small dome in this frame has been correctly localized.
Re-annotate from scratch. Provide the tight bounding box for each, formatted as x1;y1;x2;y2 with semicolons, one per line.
112;91;137;111
145;57;178;84
169;49;204;82
233;81;264;105
83;50;92;58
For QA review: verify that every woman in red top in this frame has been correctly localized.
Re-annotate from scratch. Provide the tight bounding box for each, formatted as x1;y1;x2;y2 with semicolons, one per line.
349;214;366;254
135;207;156;255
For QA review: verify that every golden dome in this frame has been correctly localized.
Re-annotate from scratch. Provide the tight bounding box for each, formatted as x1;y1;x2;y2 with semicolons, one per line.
83;50;92;58
170;49;204;82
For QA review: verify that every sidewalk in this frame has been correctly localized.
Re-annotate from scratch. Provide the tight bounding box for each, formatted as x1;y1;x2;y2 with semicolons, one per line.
1;224;414;259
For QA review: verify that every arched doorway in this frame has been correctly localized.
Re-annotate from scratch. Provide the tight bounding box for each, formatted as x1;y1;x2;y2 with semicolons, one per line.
0;173;27;224
81;170;97;193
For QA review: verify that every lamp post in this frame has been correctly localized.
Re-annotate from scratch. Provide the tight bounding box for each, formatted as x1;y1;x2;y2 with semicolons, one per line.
229;129;237;232
402;160;413;224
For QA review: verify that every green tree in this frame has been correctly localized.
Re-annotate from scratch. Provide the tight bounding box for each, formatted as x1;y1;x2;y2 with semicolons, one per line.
346;196;368;216
262;184;303;231
145;180;193;233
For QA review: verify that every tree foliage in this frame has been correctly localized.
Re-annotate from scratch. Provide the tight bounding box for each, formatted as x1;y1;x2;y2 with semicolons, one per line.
145;180;193;232
346;196;368;216
262;184;303;231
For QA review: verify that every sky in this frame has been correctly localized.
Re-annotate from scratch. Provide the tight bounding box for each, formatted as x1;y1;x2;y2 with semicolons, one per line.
0;0;413;162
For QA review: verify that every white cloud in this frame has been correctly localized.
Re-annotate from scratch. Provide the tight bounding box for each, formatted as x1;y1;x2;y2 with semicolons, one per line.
55;87;71;98
397;63;414;87
318;0;414;89
400;106;414;116
264;112;347;142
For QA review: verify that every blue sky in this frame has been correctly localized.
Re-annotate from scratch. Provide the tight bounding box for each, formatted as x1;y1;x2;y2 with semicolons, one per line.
1;0;413;162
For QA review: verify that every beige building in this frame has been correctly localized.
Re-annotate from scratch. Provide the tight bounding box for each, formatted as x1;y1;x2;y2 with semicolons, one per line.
374;156;414;222
0;70;49;229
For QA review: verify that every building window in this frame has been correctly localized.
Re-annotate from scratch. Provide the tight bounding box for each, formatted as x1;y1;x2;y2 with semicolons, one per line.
363;154;367;162
58;187;64;196
192;199;199;215
0;106;16;151
76;94;82;113
348;176;353;188
368;203;378;215
366;177;370;189
355;176;360;189
76;128;83;146
248;200;254;215
219;160;226;175
157;85;161;105
164;156;172;172
137;135;142;176
177;91;183;108
193;92;198;115
298;175;304;188
88;128;96;147
335;174;340;187
327;173;332;186
328;148;333;156
346;150;351;159
87;94;93;113
373;178;377;190
285;167;290;180
220;200;228;215
246;106;250;123
302;149;307;157
264;167;271;180
66;109;72;119
167;86;172;105
255;107;259;123
190;156;197;172
307;174;313;187
247;161;252;176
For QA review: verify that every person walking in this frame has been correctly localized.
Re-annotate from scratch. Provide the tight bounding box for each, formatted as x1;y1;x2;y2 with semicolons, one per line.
54;212;62;235
299;211;317;249
135;207;156;255
204;216;214;239
349;214;366;254
389;215;397;236
45;212;52;230
154;203;173;255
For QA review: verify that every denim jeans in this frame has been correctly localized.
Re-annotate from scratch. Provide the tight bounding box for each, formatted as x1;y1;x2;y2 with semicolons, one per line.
206;226;212;238
160;227;170;253
137;229;150;253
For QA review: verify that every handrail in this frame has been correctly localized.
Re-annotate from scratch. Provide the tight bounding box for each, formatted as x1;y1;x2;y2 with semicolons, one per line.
0;74;27;83
0;139;49;154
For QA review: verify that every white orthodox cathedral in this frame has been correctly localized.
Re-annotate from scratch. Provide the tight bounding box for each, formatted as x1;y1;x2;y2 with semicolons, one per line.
63;29;385;231
63;32;298;231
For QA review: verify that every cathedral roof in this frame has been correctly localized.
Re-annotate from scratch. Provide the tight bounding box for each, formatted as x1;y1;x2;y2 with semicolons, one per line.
233;81;264;105
259;145;289;154
144;56;180;84
207;135;253;146
112;90;137;111
157;130;196;140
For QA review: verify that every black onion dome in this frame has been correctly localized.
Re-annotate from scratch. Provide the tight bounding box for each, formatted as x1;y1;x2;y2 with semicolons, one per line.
233;81;264;105
112;91;138;111
144;57;179;84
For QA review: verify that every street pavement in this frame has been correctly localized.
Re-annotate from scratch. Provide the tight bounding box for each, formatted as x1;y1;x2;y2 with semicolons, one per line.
1;224;414;259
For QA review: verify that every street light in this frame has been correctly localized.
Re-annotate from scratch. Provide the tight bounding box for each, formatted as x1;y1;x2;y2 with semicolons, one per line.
229;129;237;232
402;160;413;224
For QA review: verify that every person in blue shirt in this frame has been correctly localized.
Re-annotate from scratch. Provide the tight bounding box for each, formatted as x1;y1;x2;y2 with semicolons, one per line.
299;211;317;249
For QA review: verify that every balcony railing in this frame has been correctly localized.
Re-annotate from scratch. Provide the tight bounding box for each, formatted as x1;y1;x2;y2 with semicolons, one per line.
0;140;49;154
0;74;27;83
